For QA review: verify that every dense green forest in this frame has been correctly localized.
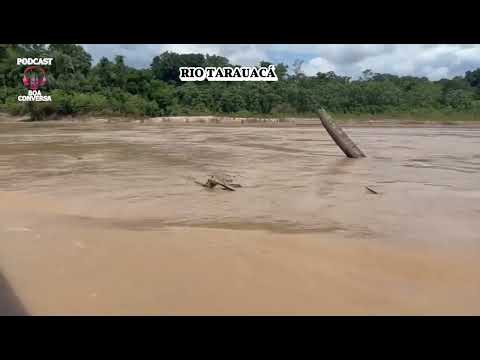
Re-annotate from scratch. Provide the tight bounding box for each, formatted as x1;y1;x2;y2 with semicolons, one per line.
2;44;480;120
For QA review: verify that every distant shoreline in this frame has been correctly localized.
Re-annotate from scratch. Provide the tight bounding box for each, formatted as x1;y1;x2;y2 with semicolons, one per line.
2;112;480;128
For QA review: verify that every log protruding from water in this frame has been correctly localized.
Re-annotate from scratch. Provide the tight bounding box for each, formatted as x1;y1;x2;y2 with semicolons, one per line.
318;109;366;158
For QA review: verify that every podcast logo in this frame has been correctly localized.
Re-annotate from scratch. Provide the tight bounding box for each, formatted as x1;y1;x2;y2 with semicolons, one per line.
17;58;53;102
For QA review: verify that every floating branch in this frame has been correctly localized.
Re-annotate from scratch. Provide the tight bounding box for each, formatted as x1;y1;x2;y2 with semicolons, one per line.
195;176;236;191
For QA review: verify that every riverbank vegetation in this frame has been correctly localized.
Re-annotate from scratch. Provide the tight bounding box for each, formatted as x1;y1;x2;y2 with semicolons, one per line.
2;44;480;121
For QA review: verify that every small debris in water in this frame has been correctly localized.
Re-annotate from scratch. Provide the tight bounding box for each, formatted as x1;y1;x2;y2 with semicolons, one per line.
194;175;241;191
365;186;380;194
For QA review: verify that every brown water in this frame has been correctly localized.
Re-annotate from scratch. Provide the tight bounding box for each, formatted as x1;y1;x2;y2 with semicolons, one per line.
1;121;479;314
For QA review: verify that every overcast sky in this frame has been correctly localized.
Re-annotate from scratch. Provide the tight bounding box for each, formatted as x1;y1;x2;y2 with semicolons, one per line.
81;44;480;80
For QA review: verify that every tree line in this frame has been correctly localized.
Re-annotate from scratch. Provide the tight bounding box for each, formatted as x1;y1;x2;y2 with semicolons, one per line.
2;44;480;120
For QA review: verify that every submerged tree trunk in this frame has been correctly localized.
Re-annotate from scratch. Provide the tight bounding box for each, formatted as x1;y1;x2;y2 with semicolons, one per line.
317;108;366;158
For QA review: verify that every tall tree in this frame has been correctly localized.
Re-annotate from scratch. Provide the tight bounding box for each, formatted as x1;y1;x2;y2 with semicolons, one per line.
151;52;205;83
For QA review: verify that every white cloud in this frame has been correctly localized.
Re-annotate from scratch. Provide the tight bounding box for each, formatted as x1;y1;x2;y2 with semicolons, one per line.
80;44;480;80
272;44;395;65
300;45;480;80
82;44;269;68
303;57;337;75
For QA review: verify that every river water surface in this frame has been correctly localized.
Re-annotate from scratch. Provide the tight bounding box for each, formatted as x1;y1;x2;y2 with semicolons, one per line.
0;121;479;314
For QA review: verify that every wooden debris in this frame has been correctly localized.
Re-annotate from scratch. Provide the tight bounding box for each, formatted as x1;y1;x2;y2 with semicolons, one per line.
365;186;379;194
212;177;236;191
213;174;242;188
318;108;366;158
195;176;236;191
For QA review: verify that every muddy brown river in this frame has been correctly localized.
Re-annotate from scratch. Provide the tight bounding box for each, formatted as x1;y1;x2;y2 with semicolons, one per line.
1;120;479;315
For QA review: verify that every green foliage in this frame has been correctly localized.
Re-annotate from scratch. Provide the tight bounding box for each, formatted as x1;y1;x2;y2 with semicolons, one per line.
50;89;72;114
122;94;151;116
70;93;109;114
149;80;176;114
465;69;480;89
151;52;206;84
2;95;25;115
444;89;475;109
49;44;92;76
2;44;480;120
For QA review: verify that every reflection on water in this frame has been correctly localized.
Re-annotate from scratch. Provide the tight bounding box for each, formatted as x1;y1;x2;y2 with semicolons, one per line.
0;123;480;241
